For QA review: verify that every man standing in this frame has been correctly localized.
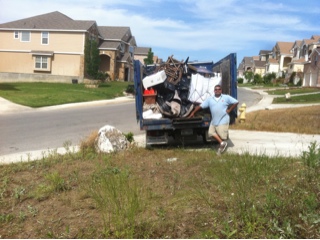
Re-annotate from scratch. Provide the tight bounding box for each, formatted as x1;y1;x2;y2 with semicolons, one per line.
188;84;238;153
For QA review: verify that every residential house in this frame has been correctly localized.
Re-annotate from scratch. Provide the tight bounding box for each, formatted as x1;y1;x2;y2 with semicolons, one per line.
266;58;279;74
0;11;139;83
238;35;320;87
264;42;293;78
253;60;266;76
285;39;305;84
98;26;136;81
259;50;272;62
300;35;320;61
152;55;163;64
287;36;320;85
134;46;162;66
237;62;244;79
272;41;294;75
242;56;255;71
134;46;150;65
237;57;254;81
237;56;265;80
303;46;320;87
286;39;305;84
252;50;272;76
0;11;97;83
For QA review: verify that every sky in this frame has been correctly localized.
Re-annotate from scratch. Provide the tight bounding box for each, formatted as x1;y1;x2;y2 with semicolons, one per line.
1;0;319;65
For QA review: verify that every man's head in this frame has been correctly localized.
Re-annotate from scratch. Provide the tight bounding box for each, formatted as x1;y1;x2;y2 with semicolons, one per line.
214;85;222;97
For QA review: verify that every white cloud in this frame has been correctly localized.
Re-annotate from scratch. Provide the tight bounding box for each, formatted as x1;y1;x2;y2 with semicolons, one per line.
1;0;319;62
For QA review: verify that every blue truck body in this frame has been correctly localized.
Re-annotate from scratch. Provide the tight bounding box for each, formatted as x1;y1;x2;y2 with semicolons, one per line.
134;53;237;145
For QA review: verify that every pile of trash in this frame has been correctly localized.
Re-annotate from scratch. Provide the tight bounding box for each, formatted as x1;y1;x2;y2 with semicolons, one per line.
142;55;221;119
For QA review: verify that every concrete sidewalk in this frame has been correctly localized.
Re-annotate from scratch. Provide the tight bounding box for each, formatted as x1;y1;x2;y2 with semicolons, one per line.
1;89;319;164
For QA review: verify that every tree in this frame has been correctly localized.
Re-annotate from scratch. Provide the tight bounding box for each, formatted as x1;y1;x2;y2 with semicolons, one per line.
85;38;101;79
244;71;254;83
143;48;154;65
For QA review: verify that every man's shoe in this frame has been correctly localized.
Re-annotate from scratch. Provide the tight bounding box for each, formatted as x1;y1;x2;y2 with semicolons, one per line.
219;141;228;153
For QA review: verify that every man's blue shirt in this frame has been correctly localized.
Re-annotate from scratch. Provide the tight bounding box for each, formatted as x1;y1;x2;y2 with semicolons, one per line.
200;94;238;126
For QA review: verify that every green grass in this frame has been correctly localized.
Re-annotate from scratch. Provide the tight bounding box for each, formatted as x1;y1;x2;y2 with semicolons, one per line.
273;93;320;104
267;87;320;95
237;84;320;103
0;82;131;108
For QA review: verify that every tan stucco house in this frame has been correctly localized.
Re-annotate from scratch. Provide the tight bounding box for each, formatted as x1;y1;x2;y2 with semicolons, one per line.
0;11;138;83
272;41;294;75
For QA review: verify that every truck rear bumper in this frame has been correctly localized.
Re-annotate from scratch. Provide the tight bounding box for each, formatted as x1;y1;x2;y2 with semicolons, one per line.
146;130;169;145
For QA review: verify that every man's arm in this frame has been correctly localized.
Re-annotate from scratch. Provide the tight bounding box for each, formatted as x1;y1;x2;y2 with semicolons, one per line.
188;105;202;118
226;102;238;114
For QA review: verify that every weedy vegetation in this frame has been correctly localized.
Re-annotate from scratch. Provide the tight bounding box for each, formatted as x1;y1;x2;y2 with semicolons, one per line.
0;134;319;238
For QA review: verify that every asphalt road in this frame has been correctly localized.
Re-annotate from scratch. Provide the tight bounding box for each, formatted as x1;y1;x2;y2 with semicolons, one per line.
0;101;140;155
0;88;261;156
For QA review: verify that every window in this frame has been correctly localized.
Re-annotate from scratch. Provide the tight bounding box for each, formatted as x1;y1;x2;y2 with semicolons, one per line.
35;56;48;69
32;52;52;72
14;31;19;39
129;46;134;57
42;32;49;44
120;43;125;53
21;31;30;42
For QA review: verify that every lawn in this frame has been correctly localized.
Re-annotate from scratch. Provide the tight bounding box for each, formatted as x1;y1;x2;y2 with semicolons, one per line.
266;87;320;95
238;84;320;104
0;82;131;107
272;93;320;104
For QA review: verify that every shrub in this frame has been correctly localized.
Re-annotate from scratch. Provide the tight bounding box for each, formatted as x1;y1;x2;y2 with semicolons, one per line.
95;71;109;82
124;132;134;143
301;141;320;169
125;84;135;94
237;78;244;84
253;74;263;84
263;72;276;85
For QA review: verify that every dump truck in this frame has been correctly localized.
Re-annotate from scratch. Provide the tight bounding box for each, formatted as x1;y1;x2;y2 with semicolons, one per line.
133;53;237;145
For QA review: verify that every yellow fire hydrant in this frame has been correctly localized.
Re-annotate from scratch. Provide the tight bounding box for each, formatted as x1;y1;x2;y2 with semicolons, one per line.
239;103;247;123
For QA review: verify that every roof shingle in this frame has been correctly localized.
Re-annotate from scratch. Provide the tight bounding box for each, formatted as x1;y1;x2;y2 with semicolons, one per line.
134;47;150;55
98;26;131;41
0;11;95;31
276;42;294;54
